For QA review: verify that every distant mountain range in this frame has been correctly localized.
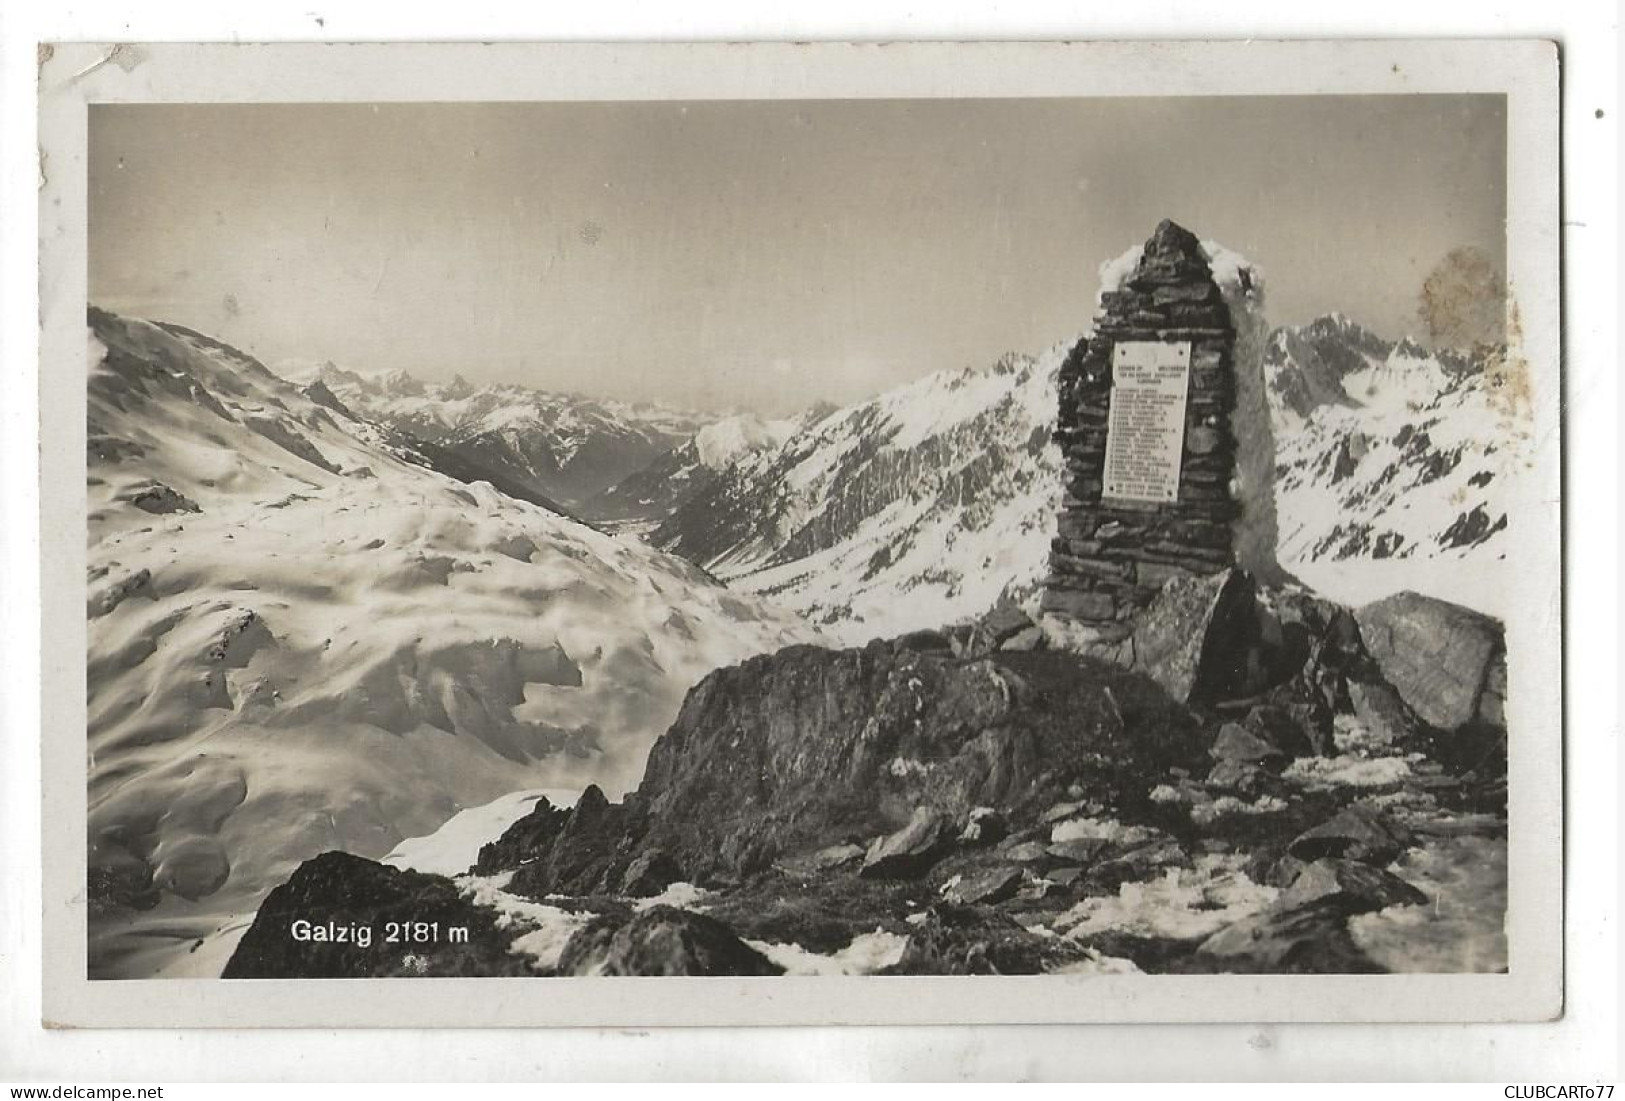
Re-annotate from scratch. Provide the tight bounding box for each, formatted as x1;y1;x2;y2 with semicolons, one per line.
580;411;808;528
287;361;718;510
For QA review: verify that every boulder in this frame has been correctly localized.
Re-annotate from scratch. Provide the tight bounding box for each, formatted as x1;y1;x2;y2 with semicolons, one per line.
1196;856;1426;973
1259;679;1336;757
556;905;783;977
981;600;1038;647
1046;837;1110;866
1355;592;1506;732
958;808;1008;847
1015;879;1070;904
1041;800;1086;823
860;808;950;879
1256;590;1377;755
1287;804;1410;866
1209;723;1285;764
1045;866;1085;887
802;843;867;872
1276;858;1428;913
942;865;1024;906
1089;839;1188;891
1252;853;1309;889
1131;569;1260;704
1001;840;1052;864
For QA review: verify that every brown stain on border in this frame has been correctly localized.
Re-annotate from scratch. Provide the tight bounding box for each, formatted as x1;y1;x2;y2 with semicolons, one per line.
1486;293;1534;425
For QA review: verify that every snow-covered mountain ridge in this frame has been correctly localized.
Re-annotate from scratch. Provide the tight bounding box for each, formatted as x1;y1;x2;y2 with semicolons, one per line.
1265;316;1525;586
649;348;1068;643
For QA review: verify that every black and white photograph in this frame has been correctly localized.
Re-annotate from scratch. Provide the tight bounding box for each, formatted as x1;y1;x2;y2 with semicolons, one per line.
33;39;1568;1030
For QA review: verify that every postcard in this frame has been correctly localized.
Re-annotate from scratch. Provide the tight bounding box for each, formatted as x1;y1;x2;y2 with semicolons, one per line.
38;38;1561;1027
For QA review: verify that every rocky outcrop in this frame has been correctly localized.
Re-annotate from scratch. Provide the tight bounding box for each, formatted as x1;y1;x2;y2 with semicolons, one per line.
471;636;1204;899
653;641;1201;884
472;796;572;874
119;482;201;515
87;567;154;619
503;785;637;898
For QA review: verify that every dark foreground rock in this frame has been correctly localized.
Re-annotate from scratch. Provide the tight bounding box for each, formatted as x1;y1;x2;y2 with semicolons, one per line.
223;852;528;978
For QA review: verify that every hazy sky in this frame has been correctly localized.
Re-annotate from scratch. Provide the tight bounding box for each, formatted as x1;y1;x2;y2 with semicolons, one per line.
90;97;1505;414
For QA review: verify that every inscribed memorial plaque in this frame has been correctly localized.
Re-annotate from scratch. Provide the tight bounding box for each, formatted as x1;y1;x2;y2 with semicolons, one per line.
1102;340;1192;503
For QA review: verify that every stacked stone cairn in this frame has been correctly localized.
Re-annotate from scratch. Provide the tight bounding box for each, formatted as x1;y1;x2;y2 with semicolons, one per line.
1040;219;1243;641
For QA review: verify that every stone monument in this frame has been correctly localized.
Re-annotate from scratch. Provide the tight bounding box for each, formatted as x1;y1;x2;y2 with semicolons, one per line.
1040;219;1287;659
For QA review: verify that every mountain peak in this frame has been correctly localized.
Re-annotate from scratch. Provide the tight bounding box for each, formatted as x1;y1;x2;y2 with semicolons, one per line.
380;368;426;397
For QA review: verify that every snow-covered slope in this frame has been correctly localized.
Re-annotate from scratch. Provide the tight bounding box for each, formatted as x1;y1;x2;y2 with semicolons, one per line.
1265;316;1527;612
583;411;807;526
651;350;1067;644
87;308;813;978
293;360;718;509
